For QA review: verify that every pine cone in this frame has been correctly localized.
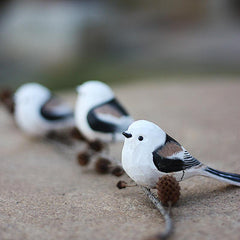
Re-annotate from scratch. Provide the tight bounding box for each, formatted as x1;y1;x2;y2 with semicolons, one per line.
116;180;127;189
5;98;15;114
156;175;180;207
71;127;86;141
111;166;124;177
88;140;105;152
0;89;14;114
95;157;111;174
0;89;12;102
77;151;91;166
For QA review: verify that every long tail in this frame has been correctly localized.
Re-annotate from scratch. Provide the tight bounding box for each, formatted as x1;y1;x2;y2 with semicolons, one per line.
202;167;240;187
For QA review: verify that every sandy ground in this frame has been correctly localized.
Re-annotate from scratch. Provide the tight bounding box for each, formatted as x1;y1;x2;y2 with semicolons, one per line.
0;80;240;240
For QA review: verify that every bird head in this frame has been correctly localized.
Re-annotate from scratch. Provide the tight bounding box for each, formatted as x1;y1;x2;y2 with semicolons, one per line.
76;80;114;104
122;120;166;151
14;83;50;108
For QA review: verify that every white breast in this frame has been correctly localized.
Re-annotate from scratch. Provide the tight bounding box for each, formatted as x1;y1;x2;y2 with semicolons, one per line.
15;101;47;136
75;96;113;142
122;141;163;188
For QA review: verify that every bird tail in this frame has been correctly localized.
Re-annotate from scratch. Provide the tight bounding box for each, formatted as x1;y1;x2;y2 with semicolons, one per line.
202;167;240;187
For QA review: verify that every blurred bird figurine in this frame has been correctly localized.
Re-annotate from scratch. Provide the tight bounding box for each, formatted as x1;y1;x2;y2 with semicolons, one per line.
75;80;132;176
14;83;74;137
122;120;240;188
75;80;133;143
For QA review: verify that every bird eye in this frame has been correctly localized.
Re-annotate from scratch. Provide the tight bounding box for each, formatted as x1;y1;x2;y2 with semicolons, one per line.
138;136;143;141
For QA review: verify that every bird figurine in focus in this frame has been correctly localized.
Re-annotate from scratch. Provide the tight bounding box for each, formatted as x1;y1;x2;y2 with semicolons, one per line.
14;82;74;137
122;120;240;188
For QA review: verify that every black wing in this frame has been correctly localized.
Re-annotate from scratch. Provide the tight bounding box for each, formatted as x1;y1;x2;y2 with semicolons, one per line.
40;95;73;121
153;134;200;173
87;98;132;133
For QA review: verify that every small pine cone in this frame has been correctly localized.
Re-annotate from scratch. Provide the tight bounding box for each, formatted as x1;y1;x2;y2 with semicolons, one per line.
77;151;91;166
111;166;124;177
71;127;86;141
0;89;12;102
156;175;180;207
88;140;105;152
5;98;15;114
116;180;127;189
95;157;111;174
0;89;14;114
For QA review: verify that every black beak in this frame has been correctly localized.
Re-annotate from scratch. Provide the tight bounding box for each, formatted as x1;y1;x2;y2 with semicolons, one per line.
122;132;132;138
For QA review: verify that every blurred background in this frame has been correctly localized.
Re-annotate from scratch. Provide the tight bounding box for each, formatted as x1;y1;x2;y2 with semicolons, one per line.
0;0;240;90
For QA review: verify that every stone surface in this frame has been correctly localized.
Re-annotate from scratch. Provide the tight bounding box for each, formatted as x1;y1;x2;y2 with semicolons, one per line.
0;80;240;240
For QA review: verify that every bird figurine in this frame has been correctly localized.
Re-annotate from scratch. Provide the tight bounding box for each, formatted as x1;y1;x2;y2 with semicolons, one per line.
122;120;240;188
75;80;133;143
14;82;74;137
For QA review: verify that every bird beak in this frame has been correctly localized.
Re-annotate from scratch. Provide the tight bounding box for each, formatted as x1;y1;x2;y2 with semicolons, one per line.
122;132;132;138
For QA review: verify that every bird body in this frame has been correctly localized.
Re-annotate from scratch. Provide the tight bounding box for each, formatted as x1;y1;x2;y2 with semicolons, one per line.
122;120;240;188
75;81;133;142
14;83;74;136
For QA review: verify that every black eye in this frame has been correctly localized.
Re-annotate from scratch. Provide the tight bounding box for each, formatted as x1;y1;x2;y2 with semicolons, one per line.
138;136;143;141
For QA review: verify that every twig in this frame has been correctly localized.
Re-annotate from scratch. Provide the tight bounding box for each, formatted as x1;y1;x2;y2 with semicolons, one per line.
141;186;173;240
116;180;137;189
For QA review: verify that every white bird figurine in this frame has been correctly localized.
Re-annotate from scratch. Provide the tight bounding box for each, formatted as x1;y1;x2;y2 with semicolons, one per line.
122;120;240;188
75;80;133;143
14;82;74;137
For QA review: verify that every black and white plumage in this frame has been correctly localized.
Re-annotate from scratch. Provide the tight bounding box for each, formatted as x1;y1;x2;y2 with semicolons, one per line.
122;120;240;188
75;81;133;142
14;83;74;136
152;134;200;173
